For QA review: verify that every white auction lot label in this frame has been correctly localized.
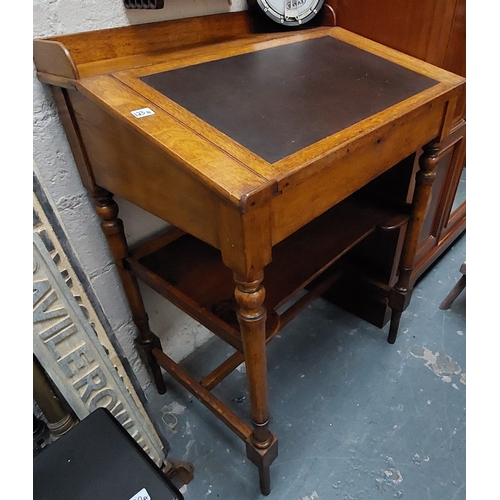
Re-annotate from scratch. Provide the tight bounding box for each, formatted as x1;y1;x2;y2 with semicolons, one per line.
129;487;151;500
131;108;155;118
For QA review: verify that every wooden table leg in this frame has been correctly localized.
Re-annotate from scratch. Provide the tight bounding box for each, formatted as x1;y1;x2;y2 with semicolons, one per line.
234;271;278;495
93;188;166;394
388;140;440;344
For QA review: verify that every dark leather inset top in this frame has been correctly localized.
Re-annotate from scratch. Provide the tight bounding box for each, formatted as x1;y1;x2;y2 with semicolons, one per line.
141;37;437;163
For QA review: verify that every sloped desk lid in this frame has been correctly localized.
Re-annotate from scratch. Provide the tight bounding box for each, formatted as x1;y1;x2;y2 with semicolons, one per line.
140;36;438;164
36;26;464;207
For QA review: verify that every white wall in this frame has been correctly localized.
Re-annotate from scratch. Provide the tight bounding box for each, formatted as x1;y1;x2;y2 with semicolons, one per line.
33;0;247;390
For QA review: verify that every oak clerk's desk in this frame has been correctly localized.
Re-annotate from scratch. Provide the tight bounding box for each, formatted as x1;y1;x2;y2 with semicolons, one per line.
34;11;465;495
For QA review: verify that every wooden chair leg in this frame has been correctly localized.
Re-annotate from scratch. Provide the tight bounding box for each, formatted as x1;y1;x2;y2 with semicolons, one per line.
440;273;466;310
93;188;166;394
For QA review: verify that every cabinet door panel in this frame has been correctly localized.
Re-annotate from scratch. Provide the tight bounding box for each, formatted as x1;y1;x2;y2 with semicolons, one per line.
413;122;466;279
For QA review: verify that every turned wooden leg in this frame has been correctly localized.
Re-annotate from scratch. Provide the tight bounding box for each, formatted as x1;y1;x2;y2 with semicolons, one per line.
234;271;278;495
388;141;440;344
93;188;166;394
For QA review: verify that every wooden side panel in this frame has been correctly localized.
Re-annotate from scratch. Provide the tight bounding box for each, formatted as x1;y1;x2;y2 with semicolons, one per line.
270;98;447;244
76;75;274;209
41;12;256;66
33;40;80;79
68;89;223;249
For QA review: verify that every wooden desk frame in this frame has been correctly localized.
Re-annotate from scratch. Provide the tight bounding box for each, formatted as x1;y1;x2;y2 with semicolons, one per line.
34;9;464;495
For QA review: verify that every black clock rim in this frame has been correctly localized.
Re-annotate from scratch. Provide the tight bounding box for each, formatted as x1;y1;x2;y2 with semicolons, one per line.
255;0;325;27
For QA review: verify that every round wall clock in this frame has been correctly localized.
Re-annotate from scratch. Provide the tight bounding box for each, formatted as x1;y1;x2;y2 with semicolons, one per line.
254;0;325;26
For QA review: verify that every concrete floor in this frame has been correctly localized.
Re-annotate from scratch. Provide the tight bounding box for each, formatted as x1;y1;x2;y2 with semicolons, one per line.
145;234;466;500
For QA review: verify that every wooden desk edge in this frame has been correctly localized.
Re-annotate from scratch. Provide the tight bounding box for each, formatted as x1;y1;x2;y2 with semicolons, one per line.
32;9;335;81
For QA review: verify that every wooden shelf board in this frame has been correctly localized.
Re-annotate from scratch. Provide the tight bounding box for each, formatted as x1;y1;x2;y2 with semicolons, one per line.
128;195;408;345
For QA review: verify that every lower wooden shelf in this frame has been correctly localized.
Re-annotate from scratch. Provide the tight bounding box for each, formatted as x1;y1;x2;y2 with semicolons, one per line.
127;195;408;352
126;194;408;353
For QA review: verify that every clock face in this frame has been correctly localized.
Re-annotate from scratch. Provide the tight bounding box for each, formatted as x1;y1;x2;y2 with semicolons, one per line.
256;0;325;26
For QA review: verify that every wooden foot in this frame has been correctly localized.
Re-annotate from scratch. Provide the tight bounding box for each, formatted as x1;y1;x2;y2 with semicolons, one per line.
246;435;279;496
387;309;402;344
162;458;194;490
93;188;166;393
